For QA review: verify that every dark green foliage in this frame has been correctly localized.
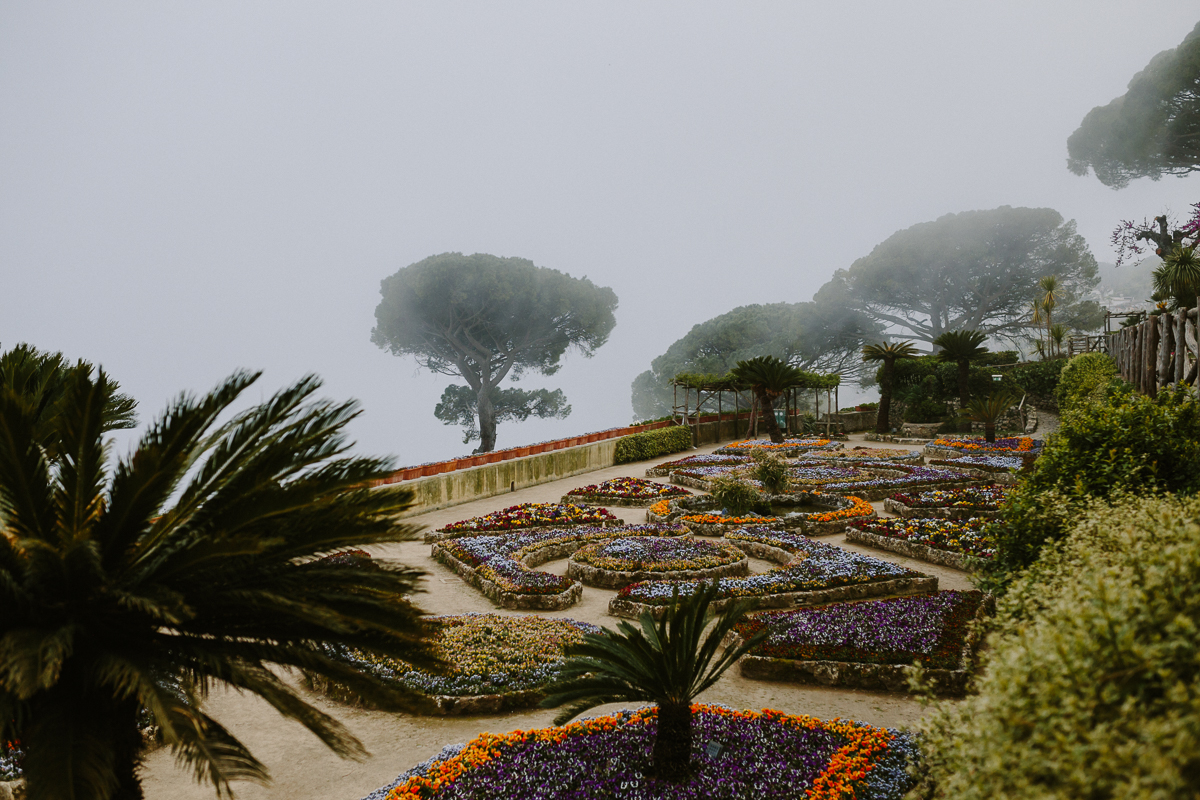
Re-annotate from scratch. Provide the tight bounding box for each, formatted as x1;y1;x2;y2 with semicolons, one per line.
965;390;1020;443
1056;353;1120;412
749;449;789;494
933;329;988;408
613;426;693;464
709;475;762;516
729;356;808;443
434;384;570;445
540;582;769;782
815;206;1100;344
630;302;880;420
862;341;920;432
916;494;1200;798
0;342;137;460
1067;20;1200;187
1006;358;1068;399
0;367;439;799
985;385;1200;583
1152;245;1200;309
372;253;618;452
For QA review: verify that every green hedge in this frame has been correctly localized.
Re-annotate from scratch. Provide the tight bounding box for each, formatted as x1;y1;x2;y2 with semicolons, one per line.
915;494;1200;798
613;425;693;464
1055;352;1119;412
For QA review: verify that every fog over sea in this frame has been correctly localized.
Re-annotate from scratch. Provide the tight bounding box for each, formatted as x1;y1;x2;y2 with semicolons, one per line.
3;3;1199;466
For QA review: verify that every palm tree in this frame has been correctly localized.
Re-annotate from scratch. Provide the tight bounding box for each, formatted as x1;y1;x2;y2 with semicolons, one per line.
932;330;988;409
0;366;441;800
540;582;770;783
965;390;1020;443
728;355;804;443
1036;276;1061;358
861;340;920;434
1152;245;1200;309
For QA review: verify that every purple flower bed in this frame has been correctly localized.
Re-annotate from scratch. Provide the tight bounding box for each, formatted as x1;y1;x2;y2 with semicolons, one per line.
617;527;915;605
438;524;685;595
365;706;920;800
737;590;985;670
816;463;969;492
929;453;1033;472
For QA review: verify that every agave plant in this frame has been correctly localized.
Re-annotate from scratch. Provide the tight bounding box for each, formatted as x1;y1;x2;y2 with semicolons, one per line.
728;356;805;443
540;582;770;783
861;341;920;433
0;366;441;800
965;390;1021;443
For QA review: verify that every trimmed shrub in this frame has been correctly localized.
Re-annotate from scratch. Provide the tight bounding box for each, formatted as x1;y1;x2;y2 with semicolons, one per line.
708;475;762;516
749;449;789;494
613;425;693;464
1055;352;1119;412
914;494;1200;799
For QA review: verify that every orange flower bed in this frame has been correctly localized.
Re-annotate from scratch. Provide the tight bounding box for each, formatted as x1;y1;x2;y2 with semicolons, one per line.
805;495;874;523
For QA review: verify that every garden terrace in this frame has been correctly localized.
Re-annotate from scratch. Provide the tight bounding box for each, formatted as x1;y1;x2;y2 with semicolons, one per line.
431;523;686;610
883;485;1011;519
567;536;749;589
845;517;995;570
428;502;619;543
715;438;843;457
734;591;988;696
364;705;920;800
561;477;689;507
314;614;599;715
609;527;936;619
662;492;875;536
643;453;751;477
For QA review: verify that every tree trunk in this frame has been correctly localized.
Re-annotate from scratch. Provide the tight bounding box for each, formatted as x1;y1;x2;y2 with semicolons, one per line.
652;702;693;783
111;697;147;800
985;421;996;443
875;360;894;434
758;391;784;443
957;360;972;433
476;385;497;453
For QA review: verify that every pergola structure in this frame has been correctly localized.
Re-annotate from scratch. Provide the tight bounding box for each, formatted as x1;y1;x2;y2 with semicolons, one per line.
671;370;842;439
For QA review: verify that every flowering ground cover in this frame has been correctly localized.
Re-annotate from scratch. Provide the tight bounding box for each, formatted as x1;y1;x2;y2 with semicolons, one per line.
434;502;618;537
847;517;996;560
1;741;20;782
803;463;977;500
435;524;686;598
786;464;873;486
930;436;1042;454
644;454;751;476
928;453;1035;473
572;536;743;572
564;477;689;505
325;614;599;701
889;485;1010;511
716;438;842;455
617;528;919;607
365;705;919;800
813;447;922;463
736;591;985;670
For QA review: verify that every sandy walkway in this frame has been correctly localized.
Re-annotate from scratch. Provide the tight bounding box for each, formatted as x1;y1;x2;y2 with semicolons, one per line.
141;435;972;800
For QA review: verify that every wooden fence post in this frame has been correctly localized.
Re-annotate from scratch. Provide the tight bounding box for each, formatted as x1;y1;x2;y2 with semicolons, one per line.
1146;315;1160;398
1160;310;1175;388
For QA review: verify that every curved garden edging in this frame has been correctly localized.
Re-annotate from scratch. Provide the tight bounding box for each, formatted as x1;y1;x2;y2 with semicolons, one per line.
432;546;583;610
844;527;978;571
882;497;1001;520
567;552;749;590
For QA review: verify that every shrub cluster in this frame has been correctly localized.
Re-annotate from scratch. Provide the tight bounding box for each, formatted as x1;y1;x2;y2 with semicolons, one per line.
749;449;790;494
1054;351;1120;412
613;425;693;464
915;494;1200;798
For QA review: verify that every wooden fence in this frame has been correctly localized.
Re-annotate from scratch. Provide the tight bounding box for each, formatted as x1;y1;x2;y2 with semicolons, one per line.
1105;305;1200;398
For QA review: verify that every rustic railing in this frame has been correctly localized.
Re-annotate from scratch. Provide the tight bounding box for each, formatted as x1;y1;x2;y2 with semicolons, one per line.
1104;304;1200;398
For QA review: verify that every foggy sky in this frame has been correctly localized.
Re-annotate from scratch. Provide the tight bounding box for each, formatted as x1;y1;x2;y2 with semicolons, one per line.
3;2;1200;466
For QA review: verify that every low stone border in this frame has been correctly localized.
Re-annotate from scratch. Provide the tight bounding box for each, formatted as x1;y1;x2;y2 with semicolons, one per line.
664;491;875;535
827;478;980;502
844;527;979;571
561;493;683;508
925;463;1021;485
431;546;583;610
425;518;616;544
882;497;1000;520
0;781;22;800
608;574;938;620
684;519;787;536
427;687;547;715
736;594;993;697
567;552;749;590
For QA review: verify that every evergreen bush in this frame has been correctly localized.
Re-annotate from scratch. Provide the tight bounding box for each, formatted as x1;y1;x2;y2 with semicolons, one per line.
709;475;762;516
749;449;790;494
613;425;693;464
915;493;1200;799
1055;352;1120;412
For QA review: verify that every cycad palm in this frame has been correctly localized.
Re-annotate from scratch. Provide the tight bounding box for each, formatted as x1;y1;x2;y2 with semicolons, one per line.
965;390;1020;443
728;356;803;443
540;582;769;783
1152;245;1200;309
861;341;920;433
932;330;988;409
0;366;440;800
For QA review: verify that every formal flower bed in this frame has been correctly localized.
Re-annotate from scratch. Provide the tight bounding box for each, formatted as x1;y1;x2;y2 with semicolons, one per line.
365;705;920;800
928;453;1034;472
846;517;996;560
1;741;20;782
433;524;686;608
930;436;1041;454
806;463;978;500
889;485;1009;510
614;528;926;611
572;536;743;572
716;438;842;456
563;477;689;506
737;590;985;670
644;454;751;477
813;446;922;463
431;502;618;541
678;511;781;527
321;614;599;712
646;499;672;522
786;464;874;486
659;492;874;535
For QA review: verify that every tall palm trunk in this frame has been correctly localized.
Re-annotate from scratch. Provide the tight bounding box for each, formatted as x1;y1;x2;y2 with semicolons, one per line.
652;702;693;782
757;391;784;443
875;358;895;434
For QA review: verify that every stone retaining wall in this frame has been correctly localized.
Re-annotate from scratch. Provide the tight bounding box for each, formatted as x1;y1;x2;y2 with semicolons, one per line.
607;574;938;620
882;498;1000;520
844;527;977;571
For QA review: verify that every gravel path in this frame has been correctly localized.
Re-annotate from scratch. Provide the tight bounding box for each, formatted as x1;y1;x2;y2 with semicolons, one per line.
140;434;972;800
